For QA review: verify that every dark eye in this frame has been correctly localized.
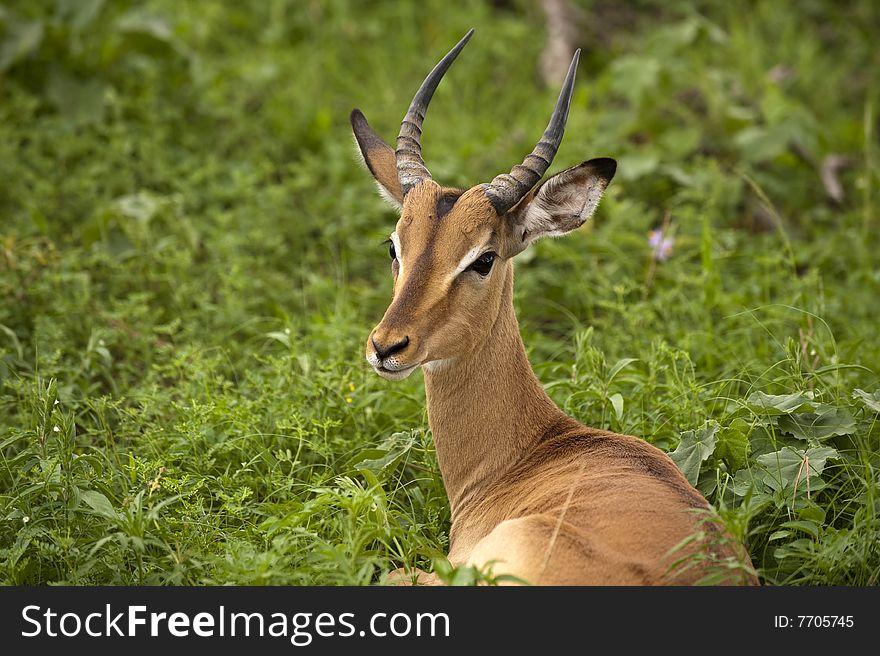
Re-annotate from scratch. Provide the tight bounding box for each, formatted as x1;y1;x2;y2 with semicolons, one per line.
468;251;496;276
389;242;396;260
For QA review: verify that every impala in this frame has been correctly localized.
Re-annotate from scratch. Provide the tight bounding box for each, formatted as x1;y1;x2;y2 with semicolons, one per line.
352;30;756;585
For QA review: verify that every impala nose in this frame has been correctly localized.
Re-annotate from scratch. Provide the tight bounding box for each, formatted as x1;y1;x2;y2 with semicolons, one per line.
372;335;410;360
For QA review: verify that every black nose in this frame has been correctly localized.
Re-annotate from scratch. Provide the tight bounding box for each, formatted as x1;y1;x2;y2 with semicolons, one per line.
372;335;410;360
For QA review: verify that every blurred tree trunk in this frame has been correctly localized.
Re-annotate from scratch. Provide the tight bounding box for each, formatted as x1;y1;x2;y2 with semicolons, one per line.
539;0;581;86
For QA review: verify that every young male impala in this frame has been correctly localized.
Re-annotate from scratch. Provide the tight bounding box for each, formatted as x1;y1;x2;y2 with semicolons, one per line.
352;30;756;585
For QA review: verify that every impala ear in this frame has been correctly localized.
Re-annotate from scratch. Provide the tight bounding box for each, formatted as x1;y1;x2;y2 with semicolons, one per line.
351;109;404;209
502;158;616;257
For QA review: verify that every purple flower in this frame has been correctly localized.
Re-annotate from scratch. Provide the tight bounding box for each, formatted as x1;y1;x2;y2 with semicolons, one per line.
648;228;674;261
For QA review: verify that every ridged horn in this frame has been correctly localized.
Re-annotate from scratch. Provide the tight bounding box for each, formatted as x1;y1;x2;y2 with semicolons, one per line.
396;29;474;195
483;49;580;215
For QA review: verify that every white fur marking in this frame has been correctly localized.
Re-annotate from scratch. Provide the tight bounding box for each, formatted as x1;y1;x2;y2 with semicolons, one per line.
520;176;607;245
423;359;452;374
351;134;402;210
452;243;492;278
376;182;402;210
390;231;403;278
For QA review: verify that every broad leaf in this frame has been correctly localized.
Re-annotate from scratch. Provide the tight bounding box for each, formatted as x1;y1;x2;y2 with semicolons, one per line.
56;0;105;32
797;503;826;525
608;55;661;104
732;468;768;498
746;391;814;415
609;393;624;421
45;67;106;125
116;192;161;224
756;446;839;491
776;407;856;441
779;519;819;539
265;331;291;347
669;421;719;485
734;124;791;163
696;469;717;497
79;490;119;521
853;389;880;414
354;431;416;474
715;418;751;472
116;10;174;42
607;358;639;383
616;151;660;181
0;17;43;72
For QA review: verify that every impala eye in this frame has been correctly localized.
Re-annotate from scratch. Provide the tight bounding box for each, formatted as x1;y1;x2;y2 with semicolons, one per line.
389;242;396;260
468;251;496;276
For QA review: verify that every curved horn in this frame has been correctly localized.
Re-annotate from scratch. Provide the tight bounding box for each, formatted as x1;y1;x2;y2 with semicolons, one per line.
483;49;580;215
396;29;474;195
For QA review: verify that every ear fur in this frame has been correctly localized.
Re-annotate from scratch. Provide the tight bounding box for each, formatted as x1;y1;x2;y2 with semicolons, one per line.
350;109;404;208
503;157;616;256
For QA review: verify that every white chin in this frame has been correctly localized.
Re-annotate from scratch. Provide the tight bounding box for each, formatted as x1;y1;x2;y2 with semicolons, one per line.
375;364;418;381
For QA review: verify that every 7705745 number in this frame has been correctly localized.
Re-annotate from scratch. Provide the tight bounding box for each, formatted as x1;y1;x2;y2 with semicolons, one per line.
774;615;854;628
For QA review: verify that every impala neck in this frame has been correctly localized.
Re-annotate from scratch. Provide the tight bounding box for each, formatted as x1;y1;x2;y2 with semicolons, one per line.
422;262;575;520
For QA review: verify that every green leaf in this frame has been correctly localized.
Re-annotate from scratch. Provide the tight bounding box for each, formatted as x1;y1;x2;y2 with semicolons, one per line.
0;323;24;359
755;446;839;491
652;18;701;50
715;419;751;472
746;391;814;415
88;535;117;557
0;17;43;72
116;10;174;42
44;67;106;125
800;446;840;474
353;431;416;475
732;467;765;498
657;127;702;160
776;407;856;440
607;358;639;383
853;389;880;414
755;448;805;491
774;538;813;561
696;469;717;498
56;0;105;32
609;393;624;421
608;55;661;103
355;450;403;473
734;125;791;162
145;494;184;521
79;490;119;521
116;192;162;224
616;151;660;182
780;520;819;539
669;421;719;486
797;503;826;524
265;331;291;347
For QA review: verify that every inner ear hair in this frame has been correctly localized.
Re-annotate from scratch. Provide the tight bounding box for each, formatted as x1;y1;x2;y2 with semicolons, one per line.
509;157;616;251
350;109;404;207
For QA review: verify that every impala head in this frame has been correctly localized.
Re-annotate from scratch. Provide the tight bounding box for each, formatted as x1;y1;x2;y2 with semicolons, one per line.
353;29;616;380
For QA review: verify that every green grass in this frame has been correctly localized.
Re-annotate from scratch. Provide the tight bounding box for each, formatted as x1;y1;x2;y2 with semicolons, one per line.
1;0;878;585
